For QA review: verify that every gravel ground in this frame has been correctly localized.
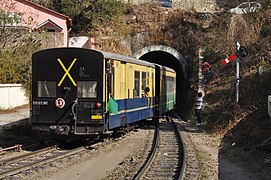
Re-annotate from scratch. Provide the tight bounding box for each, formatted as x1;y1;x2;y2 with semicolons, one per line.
0;108;264;180
43;127;154;180
175;119;262;180
15;127;154;180
39;119;262;180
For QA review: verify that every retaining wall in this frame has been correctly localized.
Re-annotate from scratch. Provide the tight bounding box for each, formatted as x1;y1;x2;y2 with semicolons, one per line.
0;84;28;109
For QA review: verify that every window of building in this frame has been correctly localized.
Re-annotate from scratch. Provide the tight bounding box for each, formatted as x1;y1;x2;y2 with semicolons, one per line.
47;28;56;32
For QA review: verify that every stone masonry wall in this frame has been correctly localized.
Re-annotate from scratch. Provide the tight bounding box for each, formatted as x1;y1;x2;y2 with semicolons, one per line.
124;0;223;12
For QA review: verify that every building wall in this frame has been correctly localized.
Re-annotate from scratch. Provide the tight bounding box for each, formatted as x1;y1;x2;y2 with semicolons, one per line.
1;0;69;46
0;84;28;109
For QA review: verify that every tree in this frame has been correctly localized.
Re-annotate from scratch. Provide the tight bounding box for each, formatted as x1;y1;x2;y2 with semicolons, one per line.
31;0;127;35
0;0;41;95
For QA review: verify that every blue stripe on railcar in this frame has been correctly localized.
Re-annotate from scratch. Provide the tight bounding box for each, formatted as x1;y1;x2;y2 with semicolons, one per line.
108;98;154;129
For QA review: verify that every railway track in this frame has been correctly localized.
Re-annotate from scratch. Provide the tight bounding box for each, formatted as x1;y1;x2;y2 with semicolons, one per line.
0;143;86;179
133;116;185;180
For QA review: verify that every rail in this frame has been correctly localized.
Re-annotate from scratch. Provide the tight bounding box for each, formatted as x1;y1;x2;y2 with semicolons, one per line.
0;145;22;153
133;115;185;179
0;144;85;179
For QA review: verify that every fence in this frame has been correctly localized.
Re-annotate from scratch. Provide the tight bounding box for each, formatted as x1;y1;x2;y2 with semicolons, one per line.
0;84;28;109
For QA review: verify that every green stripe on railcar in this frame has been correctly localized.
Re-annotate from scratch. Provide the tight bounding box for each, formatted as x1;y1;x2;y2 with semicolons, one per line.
159;93;176;113
167;93;176;111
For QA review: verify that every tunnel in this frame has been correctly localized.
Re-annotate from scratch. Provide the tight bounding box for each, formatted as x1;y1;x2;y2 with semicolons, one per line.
133;45;187;116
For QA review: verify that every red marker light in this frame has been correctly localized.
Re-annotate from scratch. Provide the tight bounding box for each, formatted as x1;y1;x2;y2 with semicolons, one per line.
55;98;65;108
96;103;101;108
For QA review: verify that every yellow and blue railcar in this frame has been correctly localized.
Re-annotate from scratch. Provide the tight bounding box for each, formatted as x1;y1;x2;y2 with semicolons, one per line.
103;51;156;130
155;65;176;116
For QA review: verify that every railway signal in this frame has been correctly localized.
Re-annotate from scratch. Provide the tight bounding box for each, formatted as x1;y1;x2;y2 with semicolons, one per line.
236;42;248;103
221;42;248;103
221;54;237;65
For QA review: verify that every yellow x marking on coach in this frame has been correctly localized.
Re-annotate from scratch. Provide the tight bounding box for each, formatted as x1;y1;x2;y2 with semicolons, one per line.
57;58;77;86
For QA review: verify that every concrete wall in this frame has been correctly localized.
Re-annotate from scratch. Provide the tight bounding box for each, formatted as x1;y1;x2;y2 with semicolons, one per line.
123;0;222;12
173;0;221;12
0;84;28;109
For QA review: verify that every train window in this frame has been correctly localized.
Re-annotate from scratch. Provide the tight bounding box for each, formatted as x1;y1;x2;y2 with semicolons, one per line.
106;60;114;96
37;81;56;98
142;72;147;90
166;76;174;92
77;81;97;98
134;71;140;97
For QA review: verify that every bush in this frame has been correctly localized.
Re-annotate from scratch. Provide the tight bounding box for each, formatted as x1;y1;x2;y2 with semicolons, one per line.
0;31;42;96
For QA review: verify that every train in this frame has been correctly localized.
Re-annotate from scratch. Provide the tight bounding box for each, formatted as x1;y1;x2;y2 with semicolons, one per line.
30;47;176;141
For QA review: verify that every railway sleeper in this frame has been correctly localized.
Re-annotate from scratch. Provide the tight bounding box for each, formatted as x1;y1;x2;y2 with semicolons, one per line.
146;171;176;177
151;164;178;169
156;155;180;159
158;148;179;152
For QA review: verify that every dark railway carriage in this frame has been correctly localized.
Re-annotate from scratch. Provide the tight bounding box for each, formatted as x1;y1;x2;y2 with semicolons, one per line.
31;48;104;138
30;48;163;140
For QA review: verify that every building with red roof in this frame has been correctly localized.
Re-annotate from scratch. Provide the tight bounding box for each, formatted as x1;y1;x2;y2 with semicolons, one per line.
0;0;72;47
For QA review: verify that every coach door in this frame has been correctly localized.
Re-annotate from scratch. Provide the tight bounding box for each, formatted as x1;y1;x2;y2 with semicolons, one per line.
32;50;80;126
53;50;104;129
75;54;104;128
119;61;127;126
55;55;78;124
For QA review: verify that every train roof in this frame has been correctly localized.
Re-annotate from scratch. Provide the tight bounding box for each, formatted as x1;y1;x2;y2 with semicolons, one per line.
154;63;176;73
95;49;175;73
33;47;175;71
94;49;155;67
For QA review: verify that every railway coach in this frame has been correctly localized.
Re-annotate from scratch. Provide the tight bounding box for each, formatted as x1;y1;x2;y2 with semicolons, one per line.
30;48;176;141
155;64;176;117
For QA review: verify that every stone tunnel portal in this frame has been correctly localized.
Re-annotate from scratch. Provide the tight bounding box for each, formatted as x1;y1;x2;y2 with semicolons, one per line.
133;46;187;115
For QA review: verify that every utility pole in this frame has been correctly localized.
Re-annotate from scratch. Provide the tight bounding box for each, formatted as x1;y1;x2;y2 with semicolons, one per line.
236;42;241;103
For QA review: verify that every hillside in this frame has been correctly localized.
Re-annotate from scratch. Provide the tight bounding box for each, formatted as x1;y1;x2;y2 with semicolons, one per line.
123;3;271;177
201;11;271;177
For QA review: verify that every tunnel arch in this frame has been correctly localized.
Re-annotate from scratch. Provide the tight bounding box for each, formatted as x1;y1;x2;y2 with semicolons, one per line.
133;45;187;114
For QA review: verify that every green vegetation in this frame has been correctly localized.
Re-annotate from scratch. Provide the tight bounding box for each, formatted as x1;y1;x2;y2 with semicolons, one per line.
0;1;38;95
0;41;40;95
0;8;42;95
33;0;129;35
